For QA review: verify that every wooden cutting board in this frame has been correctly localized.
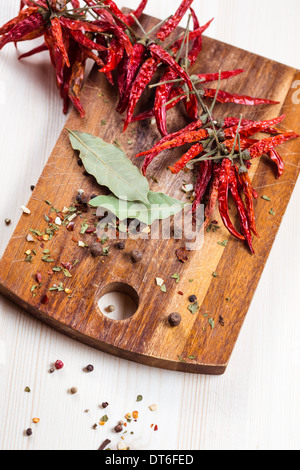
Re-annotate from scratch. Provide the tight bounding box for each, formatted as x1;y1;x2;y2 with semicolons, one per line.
0;10;299;375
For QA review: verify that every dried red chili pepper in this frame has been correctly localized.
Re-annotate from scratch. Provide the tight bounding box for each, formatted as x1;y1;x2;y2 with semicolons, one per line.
237;170;260;238
116;43;147;114
187;7;202;66
202;88;279;106
267;149;285;179
245;132;299;159
192;160;213;220
18;42;48;60
0;13;46;50
0;6;40;36
99;38;124;74
50;16;70;67
136;118;205;158
203;165;220;229
223;137;258;152
156;0;194;42
149;43;197;114
67;46;86;118
197;69;245;84
229;167;255;253
68;29;107;53
221;115;286;139
154;67;179;136
138;128;210;158
125;0;148;27
221;116;286;135
218;158;245;241
123;56;158;132
169;143;203;174
101;0;129;26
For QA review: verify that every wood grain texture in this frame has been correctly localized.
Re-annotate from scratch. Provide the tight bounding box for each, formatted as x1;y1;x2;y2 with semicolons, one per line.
0;10;299;376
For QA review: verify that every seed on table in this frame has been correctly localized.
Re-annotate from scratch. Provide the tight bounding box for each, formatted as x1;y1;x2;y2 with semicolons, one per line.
189;295;197;303
86;364;94;372
26;428;32;436
102;402;109;409
32;418;40;424
107;305;115;312
168;313;182;327
130;250;143;263
70;387;78;394
55;360;64;370
118;242;125;250
90;243;103;258
4;218;11;225
114;424;123;433
21;205;31;215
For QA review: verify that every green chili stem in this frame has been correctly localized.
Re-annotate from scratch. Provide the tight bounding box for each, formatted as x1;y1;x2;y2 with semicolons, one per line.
229;114;243;160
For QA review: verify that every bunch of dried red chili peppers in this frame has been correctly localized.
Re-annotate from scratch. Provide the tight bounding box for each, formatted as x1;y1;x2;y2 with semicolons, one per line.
0;0;148;116
1;0;299;252
136;113;299;253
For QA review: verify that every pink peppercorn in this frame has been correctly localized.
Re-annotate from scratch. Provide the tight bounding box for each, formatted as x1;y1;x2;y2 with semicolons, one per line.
55;360;64;370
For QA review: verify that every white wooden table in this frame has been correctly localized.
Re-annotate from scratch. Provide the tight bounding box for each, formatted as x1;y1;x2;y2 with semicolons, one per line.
0;0;299;451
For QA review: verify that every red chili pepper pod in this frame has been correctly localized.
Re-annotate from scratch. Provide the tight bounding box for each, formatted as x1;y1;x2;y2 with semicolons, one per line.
116;43;147;114
0;6;39;36
68;29;107;53
203;88;280;106
67;48;86;118
156;0;194;42
125;0;148;27
223;138;259;153
136;118;205;159
101;0;129;26
246;132;299;159
99;38;124;74
218;158;245;241
18;42;48;60
169;143;203;174
203;165;221;229
50;17;70;67
237;171;260;238
229;167;255;253
197;69;245;84
123;56;158;132
267;149;285;179
154;68;179;136
0;13;45;50
192;160;213;221
222;115;286;140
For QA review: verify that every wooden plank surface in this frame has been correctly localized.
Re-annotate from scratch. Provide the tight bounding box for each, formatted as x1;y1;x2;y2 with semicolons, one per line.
0;10;299;377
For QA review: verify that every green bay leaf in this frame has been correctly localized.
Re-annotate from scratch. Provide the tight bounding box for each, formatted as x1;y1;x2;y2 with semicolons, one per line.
67;129;149;205
89;191;187;225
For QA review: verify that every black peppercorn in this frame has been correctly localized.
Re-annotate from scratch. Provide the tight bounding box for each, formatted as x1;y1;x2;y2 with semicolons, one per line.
189;295;197;303
114;424;123;433
130;249;143;263
86;364;94;372
26;428;33;436
90;243;103;258
168;313;182;327
118;242;125;250
102;402;109;409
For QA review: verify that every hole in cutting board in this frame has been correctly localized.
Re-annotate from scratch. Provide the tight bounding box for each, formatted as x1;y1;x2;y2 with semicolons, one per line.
97;282;139;321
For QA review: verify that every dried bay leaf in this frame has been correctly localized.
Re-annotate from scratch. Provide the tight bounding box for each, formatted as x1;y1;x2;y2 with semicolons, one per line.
89;191;187;225
67;129;149;205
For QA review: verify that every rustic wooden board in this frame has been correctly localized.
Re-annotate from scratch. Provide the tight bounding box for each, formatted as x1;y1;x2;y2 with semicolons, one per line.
0;11;299;375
